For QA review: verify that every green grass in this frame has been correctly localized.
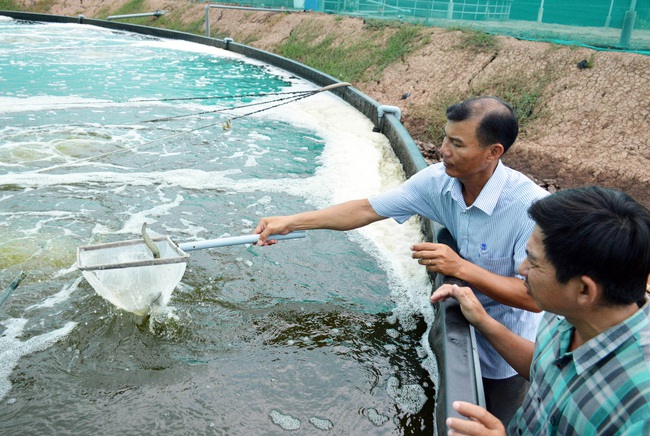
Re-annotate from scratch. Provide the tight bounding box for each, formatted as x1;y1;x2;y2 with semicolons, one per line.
28;0;57;13
413;67;555;145
0;0;19;10
449;26;500;54
278;20;428;82
364;18;406;30
109;0;147;17
157;16;205;34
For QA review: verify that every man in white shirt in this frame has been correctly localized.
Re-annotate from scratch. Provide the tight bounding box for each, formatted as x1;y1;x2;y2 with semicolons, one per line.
254;96;548;424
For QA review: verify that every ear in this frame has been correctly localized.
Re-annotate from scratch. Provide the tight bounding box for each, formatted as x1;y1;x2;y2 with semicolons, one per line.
486;143;504;161
576;275;601;306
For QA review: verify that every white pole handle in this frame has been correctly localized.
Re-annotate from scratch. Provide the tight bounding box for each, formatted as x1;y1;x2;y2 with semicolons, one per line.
177;231;306;252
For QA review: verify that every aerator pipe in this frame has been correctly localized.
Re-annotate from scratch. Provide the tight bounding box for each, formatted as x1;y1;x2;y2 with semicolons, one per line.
107;10;167;21
373;105;402;133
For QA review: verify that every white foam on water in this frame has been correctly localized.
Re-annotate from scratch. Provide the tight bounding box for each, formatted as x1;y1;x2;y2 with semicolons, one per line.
52;263;80;279
0;169;301;196
114;193;185;235
160;218;209;243
270;92;436;364
309;416;334;430
269;409;301;430
0;317;77;401
386;376;428;415
135;37;249;61
366;407;390;426
0;96;121;114
25;276;83;311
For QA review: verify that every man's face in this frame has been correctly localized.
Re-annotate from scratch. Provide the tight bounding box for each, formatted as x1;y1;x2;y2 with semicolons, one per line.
518;226;567;313
440;119;495;179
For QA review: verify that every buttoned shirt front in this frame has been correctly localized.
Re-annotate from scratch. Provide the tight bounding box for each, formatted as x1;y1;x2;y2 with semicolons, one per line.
369;161;548;378
509;299;650;434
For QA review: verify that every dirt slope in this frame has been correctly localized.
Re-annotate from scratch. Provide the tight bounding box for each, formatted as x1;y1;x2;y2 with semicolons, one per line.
13;0;650;207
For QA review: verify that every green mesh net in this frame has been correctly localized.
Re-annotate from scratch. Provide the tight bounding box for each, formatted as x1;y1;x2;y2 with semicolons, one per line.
205;0;650;53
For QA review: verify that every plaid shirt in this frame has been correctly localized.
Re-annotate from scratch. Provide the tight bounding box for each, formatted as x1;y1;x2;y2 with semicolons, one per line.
508;298;650;435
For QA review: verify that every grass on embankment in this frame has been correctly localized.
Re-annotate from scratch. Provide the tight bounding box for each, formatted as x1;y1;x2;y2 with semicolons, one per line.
278;19;430;83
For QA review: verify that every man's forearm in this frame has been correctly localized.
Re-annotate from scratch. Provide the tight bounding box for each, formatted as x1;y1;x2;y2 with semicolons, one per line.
476;316;535;380
290;199;385;231
431;284;536;380
456;261;541;312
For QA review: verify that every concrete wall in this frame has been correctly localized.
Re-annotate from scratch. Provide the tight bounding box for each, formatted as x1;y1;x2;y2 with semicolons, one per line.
0;10;483;433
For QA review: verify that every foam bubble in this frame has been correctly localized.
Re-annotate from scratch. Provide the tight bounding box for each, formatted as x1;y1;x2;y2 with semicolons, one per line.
0;317;77;400
386;376;428;415
269;409;301;430
366;407;389;426
309;416;334;430
386;328;400;339
25;276;82;311
383;344;398;353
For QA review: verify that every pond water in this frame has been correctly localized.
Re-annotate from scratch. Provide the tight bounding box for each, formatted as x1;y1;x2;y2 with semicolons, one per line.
0;17;437;434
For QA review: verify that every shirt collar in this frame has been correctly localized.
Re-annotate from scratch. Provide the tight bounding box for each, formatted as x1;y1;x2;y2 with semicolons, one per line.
561;297;650;375
447;161;507;214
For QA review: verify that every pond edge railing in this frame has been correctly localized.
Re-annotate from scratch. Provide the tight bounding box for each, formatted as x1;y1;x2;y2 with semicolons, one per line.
0;10;484;433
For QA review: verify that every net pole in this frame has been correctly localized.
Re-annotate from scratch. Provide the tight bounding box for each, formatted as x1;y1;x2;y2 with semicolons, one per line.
605;0;615;27
619;0;637;48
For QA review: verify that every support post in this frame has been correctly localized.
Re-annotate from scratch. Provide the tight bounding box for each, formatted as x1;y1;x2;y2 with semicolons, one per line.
605;0;615;27
619;0;637;48
205;5;210;37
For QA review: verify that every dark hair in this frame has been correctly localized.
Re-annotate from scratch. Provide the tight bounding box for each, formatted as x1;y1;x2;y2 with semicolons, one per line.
528;186;650;305
446;96;518;153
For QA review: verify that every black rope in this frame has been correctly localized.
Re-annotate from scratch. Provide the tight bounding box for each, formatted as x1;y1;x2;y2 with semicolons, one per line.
31;92;316;173
143;91;316;123
226;93;314;122
12;90;319;107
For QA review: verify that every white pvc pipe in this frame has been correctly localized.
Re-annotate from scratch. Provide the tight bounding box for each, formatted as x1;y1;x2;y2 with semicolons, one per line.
177;231;307;251
107;10;167;21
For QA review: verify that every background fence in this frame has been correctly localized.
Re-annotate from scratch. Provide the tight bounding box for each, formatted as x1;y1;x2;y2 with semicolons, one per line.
205;0;650;53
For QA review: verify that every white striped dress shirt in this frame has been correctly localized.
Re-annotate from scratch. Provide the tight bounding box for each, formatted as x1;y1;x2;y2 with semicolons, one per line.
370;160;549;379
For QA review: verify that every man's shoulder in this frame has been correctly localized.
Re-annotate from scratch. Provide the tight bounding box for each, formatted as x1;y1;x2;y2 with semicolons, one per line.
418;162;446;177
409;162;451;188
501;164;550;203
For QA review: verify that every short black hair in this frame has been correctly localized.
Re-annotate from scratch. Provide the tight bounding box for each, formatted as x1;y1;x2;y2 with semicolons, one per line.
446;96;518;153
528;186;650;305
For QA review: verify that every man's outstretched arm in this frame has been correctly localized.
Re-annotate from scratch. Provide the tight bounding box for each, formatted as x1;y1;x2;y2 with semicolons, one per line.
254;199;385;245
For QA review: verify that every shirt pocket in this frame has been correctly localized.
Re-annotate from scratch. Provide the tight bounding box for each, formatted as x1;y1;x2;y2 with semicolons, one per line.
477;252;513;277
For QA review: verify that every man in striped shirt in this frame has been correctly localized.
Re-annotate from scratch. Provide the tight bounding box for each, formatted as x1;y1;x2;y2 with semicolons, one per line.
433;186;650;435
255;96;549;423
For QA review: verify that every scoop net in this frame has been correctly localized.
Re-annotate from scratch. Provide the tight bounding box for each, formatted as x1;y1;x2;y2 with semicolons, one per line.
77;236;189;316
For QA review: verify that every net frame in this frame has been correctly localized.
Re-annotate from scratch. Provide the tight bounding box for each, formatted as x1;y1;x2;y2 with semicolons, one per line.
77;236;190;315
